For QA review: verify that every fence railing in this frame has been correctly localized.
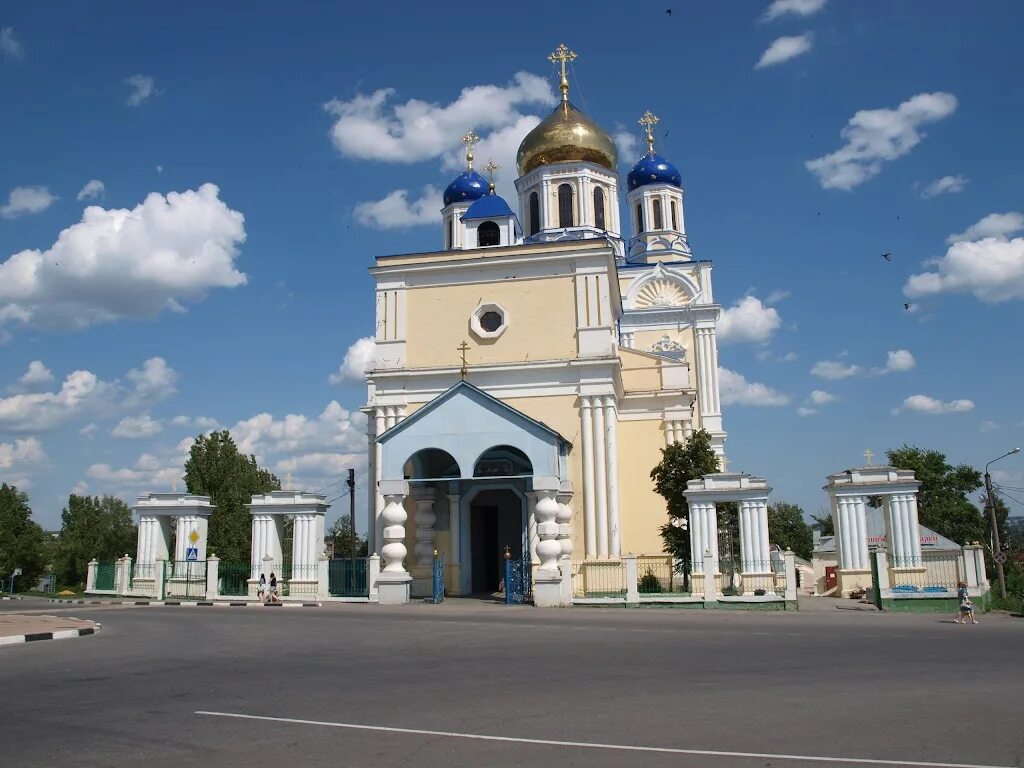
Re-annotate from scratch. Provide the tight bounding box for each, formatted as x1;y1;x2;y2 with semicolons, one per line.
219;563;251;596
637;556;687;594
164;560;207;599
328;558;368;597
94;562;116;591
572;560;626;598
129;562;158;594
891;552;962;593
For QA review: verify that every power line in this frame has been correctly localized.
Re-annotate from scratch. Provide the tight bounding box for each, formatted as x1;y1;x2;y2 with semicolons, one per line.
995;488;1024;507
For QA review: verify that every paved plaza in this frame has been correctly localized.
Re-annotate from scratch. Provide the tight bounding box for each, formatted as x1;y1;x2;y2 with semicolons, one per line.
1;598;1022;768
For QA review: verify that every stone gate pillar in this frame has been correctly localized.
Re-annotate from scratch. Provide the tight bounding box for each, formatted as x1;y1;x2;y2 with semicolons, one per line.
532;476;563;607
377;479;411;605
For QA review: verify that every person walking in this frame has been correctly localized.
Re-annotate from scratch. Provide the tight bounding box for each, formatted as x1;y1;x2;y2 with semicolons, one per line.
268;572;280;603
955;581;977;624
257;573;267;603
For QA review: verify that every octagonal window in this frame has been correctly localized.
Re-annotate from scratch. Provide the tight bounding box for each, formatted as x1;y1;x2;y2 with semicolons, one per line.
470;302;509;340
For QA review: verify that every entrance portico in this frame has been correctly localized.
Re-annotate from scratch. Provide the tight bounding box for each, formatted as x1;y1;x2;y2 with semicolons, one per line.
374;380;572;605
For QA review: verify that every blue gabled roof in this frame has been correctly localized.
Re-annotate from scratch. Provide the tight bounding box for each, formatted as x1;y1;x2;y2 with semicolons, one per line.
461;193;515;221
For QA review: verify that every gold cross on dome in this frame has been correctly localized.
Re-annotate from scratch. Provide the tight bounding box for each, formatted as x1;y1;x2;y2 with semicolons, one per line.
483;159;499;192
639;110;660;154
457;341;470;380
863;449;874;466
548;43;577;103
461;130;480;170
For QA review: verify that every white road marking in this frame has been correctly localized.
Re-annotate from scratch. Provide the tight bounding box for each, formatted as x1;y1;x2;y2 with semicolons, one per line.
194;710;1012;768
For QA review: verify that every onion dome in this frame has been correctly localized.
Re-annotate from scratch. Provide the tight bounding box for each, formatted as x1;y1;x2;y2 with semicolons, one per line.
516;101;617;176
627;152;682;191
443;170;489;206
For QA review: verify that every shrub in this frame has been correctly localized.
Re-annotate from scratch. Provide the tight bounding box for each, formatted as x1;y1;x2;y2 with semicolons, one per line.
638;568;662;594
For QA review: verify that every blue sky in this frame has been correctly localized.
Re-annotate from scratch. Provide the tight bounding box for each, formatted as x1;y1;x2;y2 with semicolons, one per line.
2;1;1023;531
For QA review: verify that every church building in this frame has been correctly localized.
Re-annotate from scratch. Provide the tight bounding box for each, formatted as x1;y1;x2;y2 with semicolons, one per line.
362;44;728;603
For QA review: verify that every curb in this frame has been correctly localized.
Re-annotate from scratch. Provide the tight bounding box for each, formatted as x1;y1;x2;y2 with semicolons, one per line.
0;623;101;647
49;599;321;608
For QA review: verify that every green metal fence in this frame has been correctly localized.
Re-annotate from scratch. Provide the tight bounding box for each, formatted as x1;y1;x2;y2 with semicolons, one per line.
94;562;116;591
572;560;626;598
219;563;251;597
328;558;368;597
129;562;158;594
637;556;688;594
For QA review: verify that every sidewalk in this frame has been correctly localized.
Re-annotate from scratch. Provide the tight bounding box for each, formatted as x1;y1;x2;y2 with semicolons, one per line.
0;614;101;646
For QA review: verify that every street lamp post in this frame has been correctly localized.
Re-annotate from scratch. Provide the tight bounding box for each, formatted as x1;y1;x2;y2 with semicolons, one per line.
985;447;1021;600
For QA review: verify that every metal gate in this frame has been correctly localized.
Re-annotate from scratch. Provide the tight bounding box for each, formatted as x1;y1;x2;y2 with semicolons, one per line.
430;551;446;603
328;558;368;597
504;547;532;605
718;527;739;594
218;563;250;597
164;560;206;600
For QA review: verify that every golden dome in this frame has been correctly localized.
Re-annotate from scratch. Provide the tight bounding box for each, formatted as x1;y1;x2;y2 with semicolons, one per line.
516;101;618;176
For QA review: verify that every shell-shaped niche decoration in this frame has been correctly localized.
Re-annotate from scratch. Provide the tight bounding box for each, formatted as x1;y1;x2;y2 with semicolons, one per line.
633;278;691;309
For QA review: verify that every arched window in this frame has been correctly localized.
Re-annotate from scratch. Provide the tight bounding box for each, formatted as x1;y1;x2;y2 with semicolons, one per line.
671;200;679;231
529;191;540;235
557;183;575;228
635;202;644;234
593;187;606;230
653;199;663;230
477;221;500;247
447;217;454;249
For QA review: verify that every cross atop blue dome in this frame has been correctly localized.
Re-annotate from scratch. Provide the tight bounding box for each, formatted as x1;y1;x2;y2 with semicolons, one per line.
627;152;682;191
443;170;489;206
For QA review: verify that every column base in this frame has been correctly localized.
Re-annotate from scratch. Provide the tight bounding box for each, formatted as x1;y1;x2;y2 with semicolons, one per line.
376;573;412;605
533;571;562;608
558;557;573;606
837;568;872;597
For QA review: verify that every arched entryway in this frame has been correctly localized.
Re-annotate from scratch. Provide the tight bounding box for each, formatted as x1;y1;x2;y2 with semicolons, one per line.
466;487;526;595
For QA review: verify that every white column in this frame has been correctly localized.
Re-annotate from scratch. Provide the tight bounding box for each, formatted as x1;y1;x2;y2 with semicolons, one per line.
380;490;408;574
366;416;377;556
374;408;385;556
385;406;397;430
556;489;574;558
580;397;597;557
836;499;850;569
689;501;705;573
848;496;868;570
906;493;922;561
695;327;722;418
753;499;770;570
604;396;621;557
674;421;685;444
527;495;539;565
739;500;754;572
534;487;561;574
412;487;438;566
664;420;674;447
708;503;720;571
448;490;461;569
593;398;608;557
886;495;905;567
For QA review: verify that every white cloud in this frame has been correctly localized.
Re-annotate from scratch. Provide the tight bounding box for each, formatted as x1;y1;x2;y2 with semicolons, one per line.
920;175;967;199
765;289;791;305
811;360;862;380
763;0;826;21
797;407;818;417
756;34;814;69
231;401;366;458
0;184;246;334
946;212;1023;244
76;179;105;201
613;130;639;163
906;213;1024;303
0;369;113;432
0;437;46;471
899;394;974;415
718;296;782;344
0;27;23;59
124;74;157;107
125;357;178;404
88;453;182;492
330;337;375;384
79;423;98;439
979;420;1000;433
719;367;789;407
325;72;554;164
354;185;440;229
169;415;219;431
0;186;57;219
809;390;836;405
806;92;958;191
880;349;916;373
111;414;163;439
11;360;54;392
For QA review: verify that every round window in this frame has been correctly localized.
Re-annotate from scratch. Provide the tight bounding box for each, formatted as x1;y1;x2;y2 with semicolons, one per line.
479;310;503;332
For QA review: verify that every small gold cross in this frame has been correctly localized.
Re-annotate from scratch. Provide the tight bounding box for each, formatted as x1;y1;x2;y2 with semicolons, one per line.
548;43;577;103
483;159;499;192
639;110;660;154
863;449;874;466
458;341;471;380
461;130;480;170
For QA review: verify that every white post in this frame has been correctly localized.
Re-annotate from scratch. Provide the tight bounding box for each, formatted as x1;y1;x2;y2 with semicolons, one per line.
206;555;219;599
368;553;381;602
592;399;608;558
377;480;411;605
86;559;98;592
604;396;621;557
532;477;563;607
556;487;574;559
113;557;125;595
783;550;797;602
580;396;596;557
624;554;639;604
702;552;718;602
874;547;892;604
118;555;132;595
154;557;166;600
317;554;329;600
559;556;573;606
374;408;385;556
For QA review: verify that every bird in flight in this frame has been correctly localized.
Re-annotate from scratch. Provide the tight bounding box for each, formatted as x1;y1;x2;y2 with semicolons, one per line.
904;303;913;311
881;252;892;262
665;8;672;15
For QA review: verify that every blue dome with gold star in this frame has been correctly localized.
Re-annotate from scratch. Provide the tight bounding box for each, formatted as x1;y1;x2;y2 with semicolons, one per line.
443;170;489;206
627;152;682;191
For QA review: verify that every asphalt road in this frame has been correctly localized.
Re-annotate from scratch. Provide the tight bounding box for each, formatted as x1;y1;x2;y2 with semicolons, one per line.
1;599;1022;768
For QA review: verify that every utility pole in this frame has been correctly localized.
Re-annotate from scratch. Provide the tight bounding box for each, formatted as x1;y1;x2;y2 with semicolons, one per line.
985;447;1020;600
347;469;357;560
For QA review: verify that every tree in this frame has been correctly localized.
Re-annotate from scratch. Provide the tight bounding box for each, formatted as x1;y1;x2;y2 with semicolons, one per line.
184;430;279;564
0;484;47;592
651;429;720;576
54;495;136;587
885;445;985;546
767;502;813;561
810;512;834;536
328;516;368;558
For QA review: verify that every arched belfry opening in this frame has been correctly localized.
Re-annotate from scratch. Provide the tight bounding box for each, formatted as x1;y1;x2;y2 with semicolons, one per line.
404;448;460;480
473;445;533;477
